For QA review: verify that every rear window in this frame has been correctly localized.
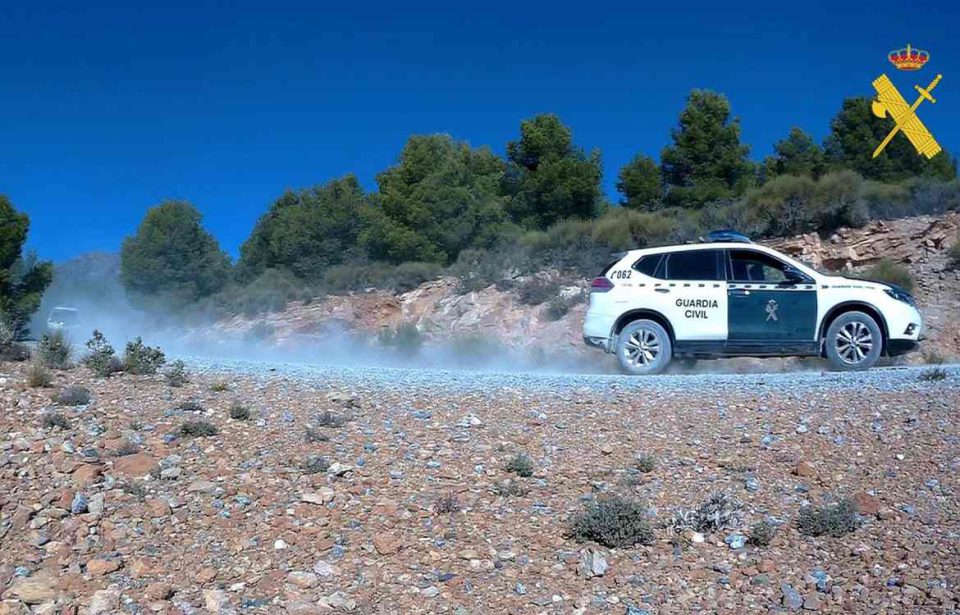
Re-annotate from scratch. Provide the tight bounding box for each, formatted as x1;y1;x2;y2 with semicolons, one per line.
632;254;663;277
662;250;722;281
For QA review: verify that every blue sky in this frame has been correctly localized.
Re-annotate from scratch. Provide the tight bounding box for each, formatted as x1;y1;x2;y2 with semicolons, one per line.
2;0;957;262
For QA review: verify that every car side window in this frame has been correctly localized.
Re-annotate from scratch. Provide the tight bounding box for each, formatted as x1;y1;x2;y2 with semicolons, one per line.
632;254;663;277
728;250;790;283
662;250;721;281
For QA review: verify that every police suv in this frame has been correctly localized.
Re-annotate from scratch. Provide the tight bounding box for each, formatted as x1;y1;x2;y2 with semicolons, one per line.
583;230;922;374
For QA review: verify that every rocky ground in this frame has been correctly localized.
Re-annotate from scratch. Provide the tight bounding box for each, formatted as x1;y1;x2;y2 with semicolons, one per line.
1;359;959;614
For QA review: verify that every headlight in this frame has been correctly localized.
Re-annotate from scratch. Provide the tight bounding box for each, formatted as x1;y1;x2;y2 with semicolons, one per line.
884;287;916;307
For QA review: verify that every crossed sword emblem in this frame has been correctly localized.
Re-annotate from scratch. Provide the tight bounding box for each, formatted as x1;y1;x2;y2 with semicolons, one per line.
871;73;943;159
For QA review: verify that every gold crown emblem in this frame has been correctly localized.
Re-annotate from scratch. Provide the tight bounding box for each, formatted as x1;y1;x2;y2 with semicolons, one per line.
888;44;930;71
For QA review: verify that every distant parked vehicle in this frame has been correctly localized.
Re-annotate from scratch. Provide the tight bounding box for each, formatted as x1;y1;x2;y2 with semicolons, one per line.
583;230;923;374
46;306;81;336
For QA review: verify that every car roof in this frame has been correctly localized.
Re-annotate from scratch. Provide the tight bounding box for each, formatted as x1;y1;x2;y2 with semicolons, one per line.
624;242;774;257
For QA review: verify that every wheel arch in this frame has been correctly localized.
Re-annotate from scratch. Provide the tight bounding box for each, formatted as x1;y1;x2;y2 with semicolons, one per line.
818;301;889;355
612;309;676;343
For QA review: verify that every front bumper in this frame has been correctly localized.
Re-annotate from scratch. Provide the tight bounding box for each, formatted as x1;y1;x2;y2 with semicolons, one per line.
887;339;920;356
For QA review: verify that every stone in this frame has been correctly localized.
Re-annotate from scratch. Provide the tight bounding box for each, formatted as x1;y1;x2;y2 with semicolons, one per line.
88;588;121;615
300;488;335;505
203;589;229;613
795;461;816;477
577;547;608;578
86;558;122;576
724;533;747;549
373;533;402;555
146;498;172;517
70;492;88;514
72;463;102;486
145;583;174;601
853;491;880;516
781;583;803;611
319;592;356;611
7;572;58;604
802;593;822;610
287;571;318;589
112;454;159;477
312;560;339;577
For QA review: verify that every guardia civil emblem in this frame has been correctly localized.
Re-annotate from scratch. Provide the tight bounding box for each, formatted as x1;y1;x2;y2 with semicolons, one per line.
871;44;943;159
765;299;779;322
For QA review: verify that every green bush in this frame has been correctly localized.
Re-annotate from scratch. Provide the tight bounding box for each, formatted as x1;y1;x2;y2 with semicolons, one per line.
26;363;52;388
918;367;948;382
517;277;561;306
860;259;914;292
947;235;960;270
230;268;313;317
569;496;655;548
123;337;166;375
505;453;534;477
545;290;585;321
229;402;251;420
55;385;91;406
37;331;72;369
434;492;462;514
797;498;861;537
179;420;218;437
42;412;71;430
748;520;777;546
83;330;121;377
301;455;330;474
377;322;423;355
176;400;204;413
244;321;275;343
164;360;188;387
635;453;656;474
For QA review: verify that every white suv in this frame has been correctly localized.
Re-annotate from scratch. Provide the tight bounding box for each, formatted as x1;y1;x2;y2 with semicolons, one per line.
583;231;922;374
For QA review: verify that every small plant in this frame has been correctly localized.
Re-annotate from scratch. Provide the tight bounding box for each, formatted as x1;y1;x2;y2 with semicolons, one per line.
42;412;71;430
918;367;948;382
922;350;945;365
164;360;188;387
545;291;585;321
569;495;655;548
505;453;534;478
83;330;121;377
37;331;72;369
947;235;960;270
122;337;165;375
860;259;914;292
434;492;462;514
178;420;218;438
748;520;777;546
315;410;348;428
120;482;147;500
672;492;742;533
492;479;529;498
176;400;204;413
305;427;329;443
797;498;861;537
229;402;251;421
517;277;561;306
301;455;330;474
113;441;140;457
210;380;230;392
55;385;91;406
26;363;52;388
635;453;657;474
377;323;423;355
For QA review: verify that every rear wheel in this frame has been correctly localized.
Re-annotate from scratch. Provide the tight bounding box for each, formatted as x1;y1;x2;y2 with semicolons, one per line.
615;319;672;375
824;311;883;371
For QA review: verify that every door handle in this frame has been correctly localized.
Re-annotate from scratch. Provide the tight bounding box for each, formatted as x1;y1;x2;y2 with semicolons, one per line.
654;288;670;294
729;289;750;297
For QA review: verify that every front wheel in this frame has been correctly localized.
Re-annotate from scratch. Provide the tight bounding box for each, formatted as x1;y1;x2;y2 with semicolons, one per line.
824;311;883;371
615;319;672;375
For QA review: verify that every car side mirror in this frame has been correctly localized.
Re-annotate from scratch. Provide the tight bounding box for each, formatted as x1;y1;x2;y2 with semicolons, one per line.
783;266;805;284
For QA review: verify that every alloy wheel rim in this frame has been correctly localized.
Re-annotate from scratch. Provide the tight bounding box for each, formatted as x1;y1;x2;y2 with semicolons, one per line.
623;327;661;366
836;321;873;364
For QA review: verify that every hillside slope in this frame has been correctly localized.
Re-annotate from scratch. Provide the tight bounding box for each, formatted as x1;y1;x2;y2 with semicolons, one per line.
212;213;960;365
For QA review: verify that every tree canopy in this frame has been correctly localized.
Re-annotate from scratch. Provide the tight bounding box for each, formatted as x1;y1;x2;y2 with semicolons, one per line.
238;175;366;281
359;134;513;264
824;97;956;183
503;114;604;228
617;154;661;210
660;90;754;208
764;127;826;180
121;200;232;309
0;195;53;336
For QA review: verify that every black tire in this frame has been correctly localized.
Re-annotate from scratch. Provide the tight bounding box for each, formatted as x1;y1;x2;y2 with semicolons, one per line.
615;319;672;375
824;311;883;371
